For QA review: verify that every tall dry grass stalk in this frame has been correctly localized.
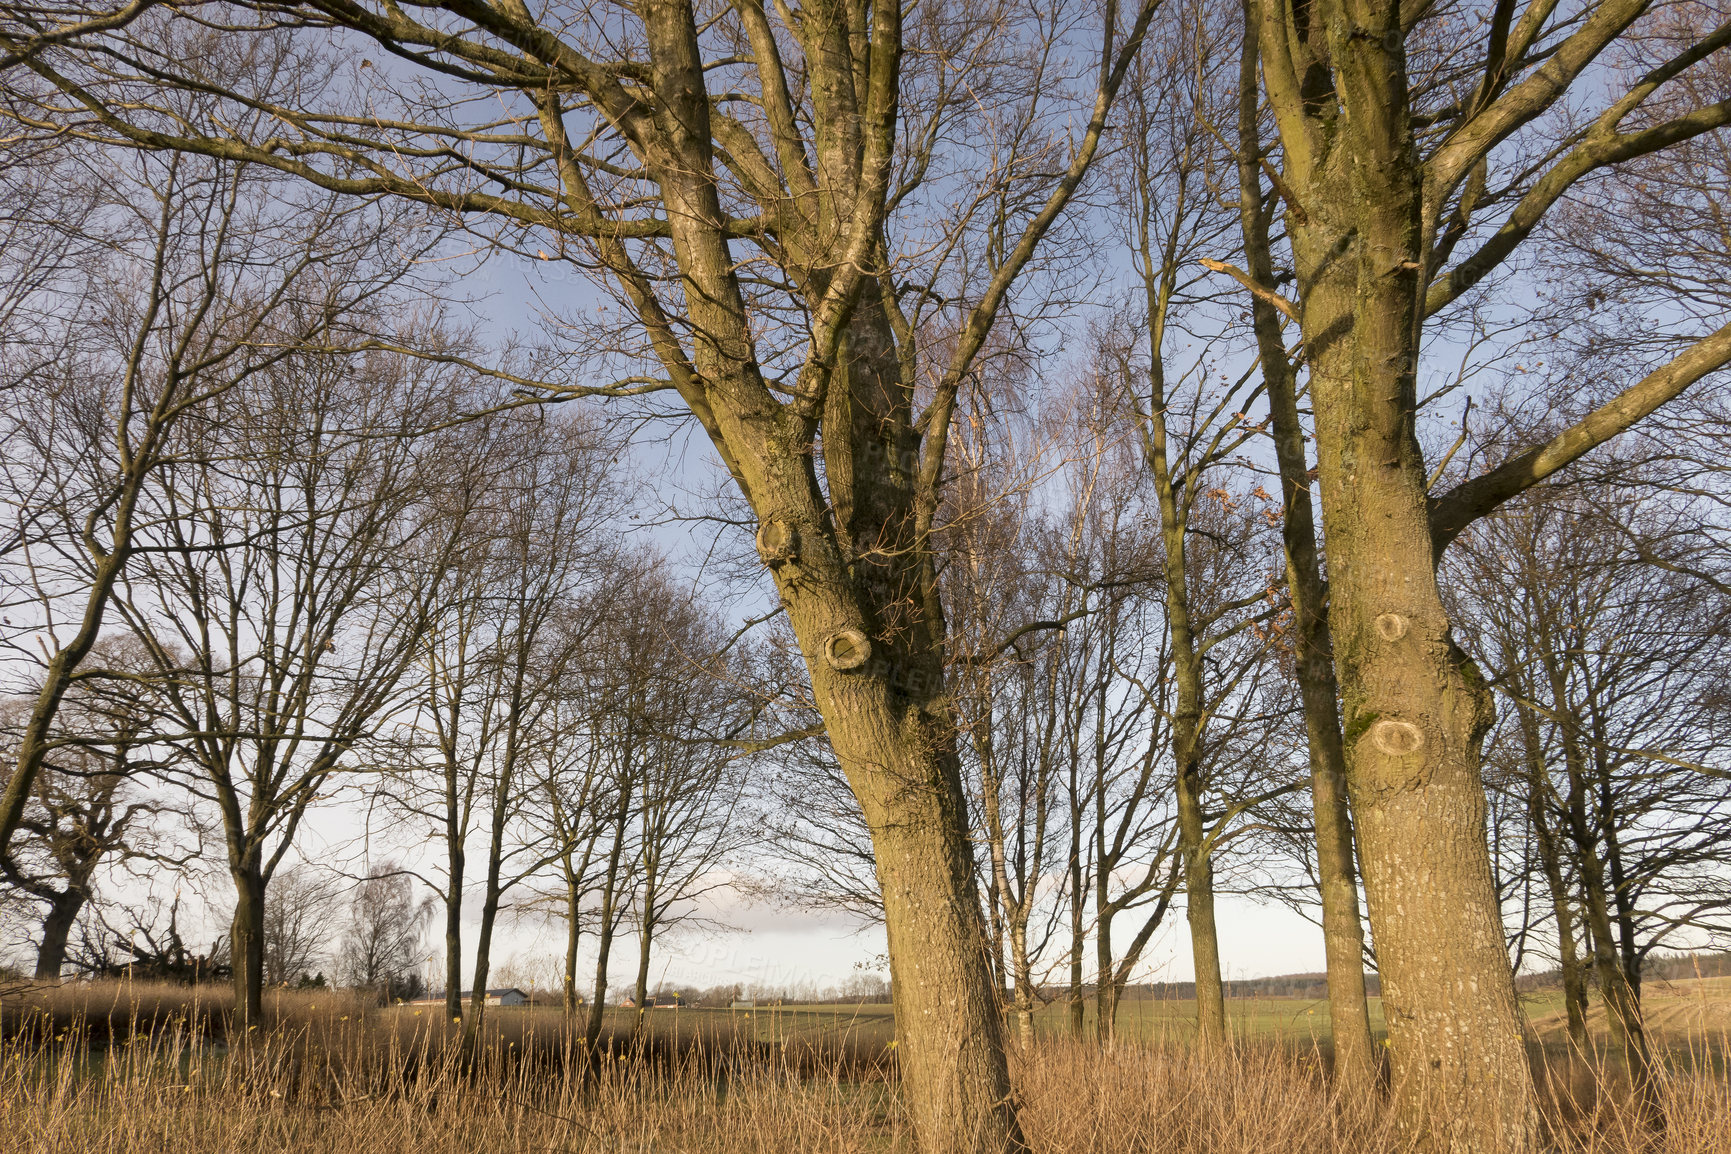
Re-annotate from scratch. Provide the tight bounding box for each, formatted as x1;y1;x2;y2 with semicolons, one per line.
2;983;1727;1152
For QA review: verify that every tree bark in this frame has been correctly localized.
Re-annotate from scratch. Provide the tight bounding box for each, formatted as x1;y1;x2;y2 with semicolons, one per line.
1251;0;1541;1140
1234;69;1376;1080
1301;239;1534;1151
818;677;1023;1153
563;877;582;1017
34;889;85;980
443;840;464;1025
230;864;267;1031
1175;764;1226;1047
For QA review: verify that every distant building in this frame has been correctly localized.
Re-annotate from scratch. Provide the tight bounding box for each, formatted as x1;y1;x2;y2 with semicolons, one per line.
405;988;529;1008
620;993;686;1009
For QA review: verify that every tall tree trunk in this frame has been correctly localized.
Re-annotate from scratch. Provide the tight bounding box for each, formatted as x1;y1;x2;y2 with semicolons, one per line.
1253;0;1538;1135
230;864;267;1031
738;283;1023;1149
1138;333;1226;1050
834;709;1022;1152
1068;781;1087;1039
443;857;464;1024
583;808;629;1056
564;877;582;1017
34;889;85;980
1299;260;1533;1149
1174;761;1226;1048
1234;8;1377;1093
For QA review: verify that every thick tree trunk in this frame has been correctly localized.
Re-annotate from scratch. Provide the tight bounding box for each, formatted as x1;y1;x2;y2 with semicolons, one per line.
442;772;466;1024
230;865;267;1031
829;703;1023;1154
34;889;85;980
1254;0;1540;1134
1236;62;1377;1081
1301;277;1535;1148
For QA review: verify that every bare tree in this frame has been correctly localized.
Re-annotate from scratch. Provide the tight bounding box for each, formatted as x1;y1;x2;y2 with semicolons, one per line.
1452;474;1731;1081
261;865;344;987
613;572;753;1025
339;864;434;1000
381;408;617;1028
0;2;1174;1142
109;347;480;1027
1194;0;1731;1138
0;149;432;872
0;640;186;979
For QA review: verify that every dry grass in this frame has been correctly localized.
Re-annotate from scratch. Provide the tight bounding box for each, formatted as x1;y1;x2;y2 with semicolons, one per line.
2;981;1728;1153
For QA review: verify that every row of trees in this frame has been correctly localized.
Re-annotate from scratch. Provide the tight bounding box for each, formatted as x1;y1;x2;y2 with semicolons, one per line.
0;149;755;1042
1;0;1729;1150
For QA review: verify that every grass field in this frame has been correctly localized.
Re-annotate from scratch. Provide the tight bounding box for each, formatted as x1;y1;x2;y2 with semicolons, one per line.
2;979;1729;1153
574;975;1731;1055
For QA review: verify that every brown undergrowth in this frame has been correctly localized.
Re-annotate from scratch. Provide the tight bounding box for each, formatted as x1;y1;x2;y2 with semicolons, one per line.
2;983;1727;1152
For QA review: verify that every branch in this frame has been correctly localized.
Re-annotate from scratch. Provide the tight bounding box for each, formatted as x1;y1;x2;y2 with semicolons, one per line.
951;610;1089;666
1429;320;1731;553
1199;258;1299;321
718;723;825;755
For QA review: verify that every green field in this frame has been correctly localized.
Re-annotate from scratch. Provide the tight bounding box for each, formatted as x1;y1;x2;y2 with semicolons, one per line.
551;975;1731;1058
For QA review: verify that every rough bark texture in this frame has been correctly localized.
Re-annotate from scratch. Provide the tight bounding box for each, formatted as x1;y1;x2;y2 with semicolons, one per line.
1234;47;1376;1080
768;521;1023;1151
1258;0;1538;1143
